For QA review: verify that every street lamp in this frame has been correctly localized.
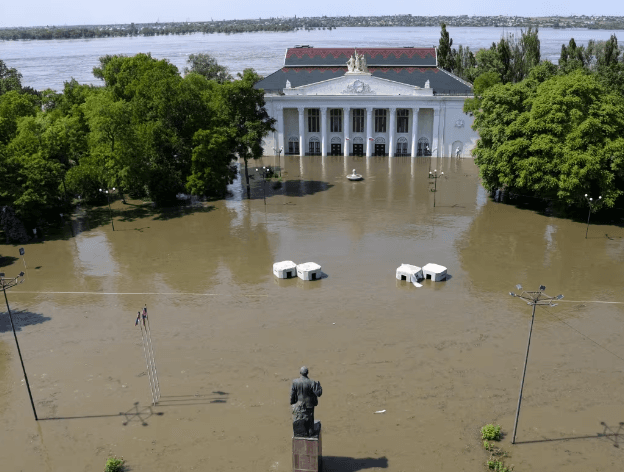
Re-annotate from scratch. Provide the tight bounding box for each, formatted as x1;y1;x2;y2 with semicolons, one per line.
509;285;563;444
273;146;283;177
255;167;267;205
99;187;116;231
428;169;444;207
584;194;602;239
1;249;38;420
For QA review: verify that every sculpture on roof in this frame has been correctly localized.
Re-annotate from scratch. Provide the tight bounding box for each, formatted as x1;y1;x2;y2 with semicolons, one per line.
424;80;430;88
285;79;292;89
346;50;368;73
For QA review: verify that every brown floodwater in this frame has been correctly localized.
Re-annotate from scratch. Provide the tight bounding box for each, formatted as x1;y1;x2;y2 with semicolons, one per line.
1;156;623;472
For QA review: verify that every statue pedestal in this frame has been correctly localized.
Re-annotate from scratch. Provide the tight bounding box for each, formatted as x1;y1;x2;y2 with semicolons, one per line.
292;421;322;472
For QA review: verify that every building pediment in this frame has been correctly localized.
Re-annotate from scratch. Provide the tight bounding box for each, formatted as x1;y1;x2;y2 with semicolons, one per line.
282;72;433;97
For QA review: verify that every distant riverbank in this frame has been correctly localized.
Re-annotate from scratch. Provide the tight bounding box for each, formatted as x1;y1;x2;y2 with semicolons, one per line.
2;27;623;91
2;15;624;41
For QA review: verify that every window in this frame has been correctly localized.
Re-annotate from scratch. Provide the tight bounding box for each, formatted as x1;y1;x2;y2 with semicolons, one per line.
397;109;409;133
308;109;319;133
330;109;342;133
309;137;320;155
375;109;386;133
288;137;299;155
397;137;408;156
352;109;364;133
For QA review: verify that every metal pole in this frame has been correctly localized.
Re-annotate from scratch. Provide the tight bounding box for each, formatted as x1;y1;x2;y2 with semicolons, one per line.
263;170;266;206
512;302;537;444
139;315;156;405
2;285;38;420
143;307;160;402
433;175;437;207
585;206;591;239
107;193;115;231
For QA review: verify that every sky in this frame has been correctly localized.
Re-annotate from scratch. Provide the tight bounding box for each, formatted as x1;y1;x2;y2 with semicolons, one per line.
1;1;623;28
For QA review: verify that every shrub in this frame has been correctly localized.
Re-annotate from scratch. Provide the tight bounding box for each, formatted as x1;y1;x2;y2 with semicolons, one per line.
104;457;124;472
481;424;502;441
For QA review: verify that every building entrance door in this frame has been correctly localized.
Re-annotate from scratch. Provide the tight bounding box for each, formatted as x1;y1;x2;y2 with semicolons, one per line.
331;144;341;156
374;144;386;156
353;144;364;156
309;141;320;155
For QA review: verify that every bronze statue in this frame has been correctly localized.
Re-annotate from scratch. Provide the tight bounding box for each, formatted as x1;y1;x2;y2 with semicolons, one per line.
290;366;322;437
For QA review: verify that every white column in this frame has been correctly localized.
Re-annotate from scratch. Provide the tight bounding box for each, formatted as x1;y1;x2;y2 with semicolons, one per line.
276;105;284;154
388;107;396;157
298;106;305;157
343;108;350;157
366;107;373;157
411;107;419;157
320;107;327;157
432;107;440;158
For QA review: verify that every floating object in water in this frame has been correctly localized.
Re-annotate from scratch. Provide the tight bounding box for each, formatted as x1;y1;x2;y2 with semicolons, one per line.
396;264;423;287
347;169;363;181
375;410;386;414
273;260;297;279
422;263;448;282
297;262;322;281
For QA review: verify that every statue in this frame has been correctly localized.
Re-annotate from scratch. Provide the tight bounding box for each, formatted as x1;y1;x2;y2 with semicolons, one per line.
424;80;430;88
358;52;367;72
347;50;368;73
347;55;356;73
285;80;292;89
290;366;322;437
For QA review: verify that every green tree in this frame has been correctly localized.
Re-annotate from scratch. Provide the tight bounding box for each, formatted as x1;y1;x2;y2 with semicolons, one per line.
437;23;453;71
212;69;275;199
472;68;624;210
0;60;22;96
463;71;501;113
184;53;232;83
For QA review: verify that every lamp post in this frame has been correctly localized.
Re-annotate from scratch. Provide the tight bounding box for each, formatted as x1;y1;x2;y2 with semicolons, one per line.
428;169;444;207
99;187;116;231
584;194;602;239
509;285;563;444
1;250;37;420
273;146;283;177
255;167;267;205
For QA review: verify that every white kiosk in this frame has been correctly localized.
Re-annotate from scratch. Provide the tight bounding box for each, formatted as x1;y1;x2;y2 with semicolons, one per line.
273;261;297;279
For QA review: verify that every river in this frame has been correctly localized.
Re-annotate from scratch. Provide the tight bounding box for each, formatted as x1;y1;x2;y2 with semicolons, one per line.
1;27;624;91
1;155;623;471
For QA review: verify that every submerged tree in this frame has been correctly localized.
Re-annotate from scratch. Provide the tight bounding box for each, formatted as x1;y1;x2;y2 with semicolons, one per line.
184;53;232;83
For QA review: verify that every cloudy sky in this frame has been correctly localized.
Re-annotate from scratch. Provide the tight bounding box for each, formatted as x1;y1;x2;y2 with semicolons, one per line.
1;0;623;27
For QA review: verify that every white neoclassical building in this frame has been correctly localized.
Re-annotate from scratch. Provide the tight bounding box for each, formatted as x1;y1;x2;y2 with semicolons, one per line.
255;46;478;158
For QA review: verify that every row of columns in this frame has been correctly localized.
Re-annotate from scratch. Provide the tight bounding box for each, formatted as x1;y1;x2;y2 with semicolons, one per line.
276;106;441;158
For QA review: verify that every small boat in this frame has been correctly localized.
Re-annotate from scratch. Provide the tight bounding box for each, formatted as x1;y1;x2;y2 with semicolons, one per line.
347;169;363;181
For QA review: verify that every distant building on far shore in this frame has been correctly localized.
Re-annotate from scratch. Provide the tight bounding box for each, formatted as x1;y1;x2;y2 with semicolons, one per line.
254;46;478;158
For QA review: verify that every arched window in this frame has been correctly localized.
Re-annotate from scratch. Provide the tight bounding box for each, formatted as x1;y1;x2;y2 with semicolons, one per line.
353;137;364;144
309;136;320;155
418;137;431;156
375;137;385;144
330;136;341;143
288;136;299;155
397;137;408;156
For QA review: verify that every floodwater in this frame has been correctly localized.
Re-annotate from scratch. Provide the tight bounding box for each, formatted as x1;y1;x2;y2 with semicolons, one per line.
0;156;623;472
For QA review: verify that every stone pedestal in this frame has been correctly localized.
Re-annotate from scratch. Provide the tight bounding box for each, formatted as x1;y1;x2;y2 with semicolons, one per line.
292;421;322;472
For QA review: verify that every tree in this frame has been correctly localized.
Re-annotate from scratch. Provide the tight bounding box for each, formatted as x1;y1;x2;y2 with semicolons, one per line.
210;69;275;199
0;60;22;96
184;53;232;83
437;23;453;71
463;71;501;113
472;68;624;210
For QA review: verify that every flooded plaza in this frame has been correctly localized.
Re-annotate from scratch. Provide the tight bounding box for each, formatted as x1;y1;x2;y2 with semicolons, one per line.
1;156;623;472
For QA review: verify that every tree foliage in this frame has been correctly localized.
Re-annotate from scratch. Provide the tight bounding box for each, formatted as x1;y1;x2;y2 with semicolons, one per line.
184;53;232;83
0;53;274;236
472;68;624;210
